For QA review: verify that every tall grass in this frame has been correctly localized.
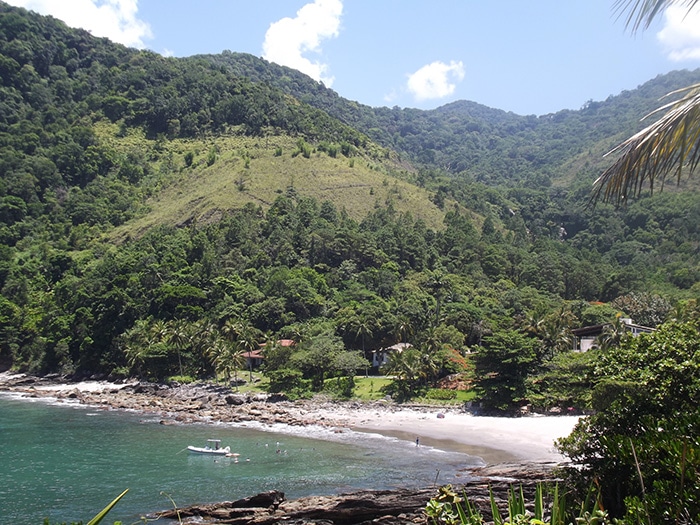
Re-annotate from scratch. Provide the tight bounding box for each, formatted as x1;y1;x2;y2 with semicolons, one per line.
425;483;608;525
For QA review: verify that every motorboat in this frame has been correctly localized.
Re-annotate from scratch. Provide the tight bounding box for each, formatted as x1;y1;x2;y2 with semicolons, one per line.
187;439;231;455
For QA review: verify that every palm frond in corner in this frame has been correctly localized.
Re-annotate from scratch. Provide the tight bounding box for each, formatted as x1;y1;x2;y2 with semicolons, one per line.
592;82;700;205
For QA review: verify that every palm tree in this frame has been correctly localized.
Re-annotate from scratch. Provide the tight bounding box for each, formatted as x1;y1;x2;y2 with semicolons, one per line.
525;308;576;360
165;320;191;377
382;347;423;398
425;270;450;325
191;320;218;376
221;320;261;383
593;0;700;204
237;325;261;383
352;315;374;358
122;319;151;377
207;336;244;388
597;316;631;350
393;314;414;345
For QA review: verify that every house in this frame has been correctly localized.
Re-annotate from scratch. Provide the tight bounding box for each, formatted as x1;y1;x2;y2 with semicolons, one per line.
372;342;411;368
248;339;296;369
571;318;655;352
242;349;265;369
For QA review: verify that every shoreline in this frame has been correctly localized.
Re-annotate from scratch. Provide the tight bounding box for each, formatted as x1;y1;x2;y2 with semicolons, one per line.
0;372;581;466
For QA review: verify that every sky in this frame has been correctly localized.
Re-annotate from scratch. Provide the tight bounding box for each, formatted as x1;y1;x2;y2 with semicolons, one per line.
6;0;700;116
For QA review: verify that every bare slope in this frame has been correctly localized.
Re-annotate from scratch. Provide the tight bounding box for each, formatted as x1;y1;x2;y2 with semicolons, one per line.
108;131;449;242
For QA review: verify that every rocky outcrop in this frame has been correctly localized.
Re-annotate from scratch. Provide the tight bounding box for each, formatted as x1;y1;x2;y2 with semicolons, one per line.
154;488;435;524
1;376;417;430
152;463;561;524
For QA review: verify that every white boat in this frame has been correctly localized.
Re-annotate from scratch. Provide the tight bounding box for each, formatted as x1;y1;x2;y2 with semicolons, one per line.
187;439;231;455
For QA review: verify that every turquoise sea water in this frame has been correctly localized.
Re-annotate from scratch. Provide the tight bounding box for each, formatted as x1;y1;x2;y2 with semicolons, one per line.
0;394;479;524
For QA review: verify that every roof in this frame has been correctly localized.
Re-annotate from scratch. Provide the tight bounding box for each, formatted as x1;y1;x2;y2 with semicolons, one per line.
259;339;296;348
571;324;607;337
381;342;412;351
572;319;655;338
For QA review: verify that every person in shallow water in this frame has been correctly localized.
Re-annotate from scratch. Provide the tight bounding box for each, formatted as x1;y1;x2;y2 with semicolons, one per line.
416;437;420;447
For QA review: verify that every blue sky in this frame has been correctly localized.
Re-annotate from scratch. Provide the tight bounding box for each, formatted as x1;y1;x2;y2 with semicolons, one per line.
6;0;700;115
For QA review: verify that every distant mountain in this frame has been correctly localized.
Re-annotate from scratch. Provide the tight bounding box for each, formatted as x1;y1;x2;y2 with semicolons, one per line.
202;51;700;187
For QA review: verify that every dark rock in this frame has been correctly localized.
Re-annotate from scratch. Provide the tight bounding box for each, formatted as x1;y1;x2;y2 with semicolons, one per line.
225;394;247;405
65;388;83;399
266;393;288;402
132;382;161;394
230;490;285;509
149;463;560;524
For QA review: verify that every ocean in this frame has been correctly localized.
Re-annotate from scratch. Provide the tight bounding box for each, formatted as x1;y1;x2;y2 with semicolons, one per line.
0;393;479;524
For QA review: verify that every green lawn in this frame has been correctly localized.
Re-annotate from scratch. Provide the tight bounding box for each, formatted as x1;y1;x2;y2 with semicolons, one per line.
352;376;475;404
352;376;394;400
205;371;474;404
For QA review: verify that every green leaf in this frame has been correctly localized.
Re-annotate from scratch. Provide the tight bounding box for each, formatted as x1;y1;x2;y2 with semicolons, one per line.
489;485;503;525
86;488;128;525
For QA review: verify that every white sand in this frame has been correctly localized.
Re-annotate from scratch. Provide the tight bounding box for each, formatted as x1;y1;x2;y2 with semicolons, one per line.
349;410;581;463
281;401;582;463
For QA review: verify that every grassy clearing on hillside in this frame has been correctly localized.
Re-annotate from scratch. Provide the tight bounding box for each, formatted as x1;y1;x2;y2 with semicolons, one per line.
103;128;450;241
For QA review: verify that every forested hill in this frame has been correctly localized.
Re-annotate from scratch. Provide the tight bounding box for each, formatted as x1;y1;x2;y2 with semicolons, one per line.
204;51;700;186
0;3;698;380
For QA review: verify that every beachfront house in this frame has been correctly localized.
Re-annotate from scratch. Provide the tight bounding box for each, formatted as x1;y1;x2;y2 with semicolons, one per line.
249;339;295;370
571;318;655;352
242;349;265;370
372;342;411;369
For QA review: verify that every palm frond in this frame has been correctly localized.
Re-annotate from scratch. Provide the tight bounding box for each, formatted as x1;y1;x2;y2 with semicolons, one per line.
613;0;700;33
591;82;700;205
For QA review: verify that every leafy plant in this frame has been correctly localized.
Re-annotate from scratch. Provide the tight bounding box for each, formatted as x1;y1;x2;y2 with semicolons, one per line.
44;489;128;525
557;321;700;521
425;483;607;525
87;489;128;525
425;388;458;400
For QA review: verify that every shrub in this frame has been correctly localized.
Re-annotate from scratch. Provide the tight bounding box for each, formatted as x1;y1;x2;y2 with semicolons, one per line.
166;375;195;384
184;151;194;167
267;368;311;399
556;321;700;521
425;388;458;400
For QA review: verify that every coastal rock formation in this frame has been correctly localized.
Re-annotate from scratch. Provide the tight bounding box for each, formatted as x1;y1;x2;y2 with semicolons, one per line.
3;375;422;430
154;488;435;524
153;464;560;524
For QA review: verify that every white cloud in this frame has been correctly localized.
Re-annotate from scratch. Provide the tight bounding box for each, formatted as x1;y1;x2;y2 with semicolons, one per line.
383;88;398;104
657;5;700;61
263;0;343;86
406;60;465;101
4;0;152;49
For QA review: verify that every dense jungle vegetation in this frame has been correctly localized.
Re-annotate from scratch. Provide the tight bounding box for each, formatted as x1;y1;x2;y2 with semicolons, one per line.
1;3;699;522
0;1;698;384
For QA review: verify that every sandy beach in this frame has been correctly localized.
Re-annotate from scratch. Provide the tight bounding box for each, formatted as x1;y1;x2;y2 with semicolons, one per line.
0;372;581;465
351;410;580;463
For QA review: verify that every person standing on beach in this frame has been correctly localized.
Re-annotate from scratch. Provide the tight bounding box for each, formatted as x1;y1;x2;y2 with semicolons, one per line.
416;437;420;447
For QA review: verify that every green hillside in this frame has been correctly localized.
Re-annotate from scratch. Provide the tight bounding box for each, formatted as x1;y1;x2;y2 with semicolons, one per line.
0;2;697;386
98;125;447;242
